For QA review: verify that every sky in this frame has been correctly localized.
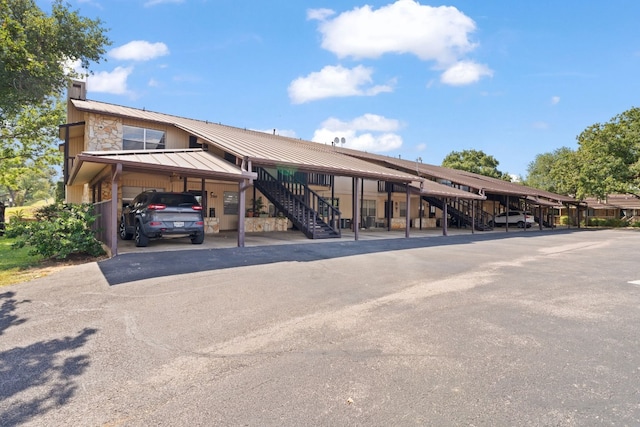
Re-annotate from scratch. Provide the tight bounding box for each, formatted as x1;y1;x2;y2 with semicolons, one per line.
45;0;640;178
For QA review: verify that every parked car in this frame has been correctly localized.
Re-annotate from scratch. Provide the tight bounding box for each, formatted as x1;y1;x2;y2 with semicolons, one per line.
488;211;536;228
119;191;205;247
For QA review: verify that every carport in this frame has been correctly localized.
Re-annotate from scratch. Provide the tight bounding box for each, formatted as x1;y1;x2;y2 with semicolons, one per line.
67;149;257;256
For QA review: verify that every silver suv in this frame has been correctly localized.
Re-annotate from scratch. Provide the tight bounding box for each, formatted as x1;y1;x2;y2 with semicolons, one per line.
119;191;205;247
489;211;536;228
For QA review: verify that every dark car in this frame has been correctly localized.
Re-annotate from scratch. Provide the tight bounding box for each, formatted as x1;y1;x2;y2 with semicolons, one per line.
119;191;205;247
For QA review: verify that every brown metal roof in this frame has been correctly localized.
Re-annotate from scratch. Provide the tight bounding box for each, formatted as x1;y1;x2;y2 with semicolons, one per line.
338;148;576;204
68;149;255;185
70;99;421;183
584;195;640;210
409;180;485;200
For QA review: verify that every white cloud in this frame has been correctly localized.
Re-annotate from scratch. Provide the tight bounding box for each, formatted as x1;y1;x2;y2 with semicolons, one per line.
109;41;170;61
288;65;393;104
315;0;477;64
312;114;403;153
307;8;335;21
551;96;560;105
87;66;133;95
440;61;493;86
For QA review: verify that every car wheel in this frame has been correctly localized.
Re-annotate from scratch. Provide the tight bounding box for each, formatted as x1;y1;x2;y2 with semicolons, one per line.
119;218;133;240
135;222;149;247
488;220;494;227
516;221;525;228
191;233;204;244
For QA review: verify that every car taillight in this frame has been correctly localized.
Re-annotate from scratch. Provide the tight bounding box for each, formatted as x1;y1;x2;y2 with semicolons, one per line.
150;221;161;226
196;221;204;225
192;205;203;211
148;204;166;210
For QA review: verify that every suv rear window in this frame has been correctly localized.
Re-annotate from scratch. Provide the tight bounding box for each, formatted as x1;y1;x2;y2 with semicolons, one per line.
151;194;199;207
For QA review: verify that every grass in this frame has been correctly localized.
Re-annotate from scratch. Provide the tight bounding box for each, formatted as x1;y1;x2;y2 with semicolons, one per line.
0;236;45;287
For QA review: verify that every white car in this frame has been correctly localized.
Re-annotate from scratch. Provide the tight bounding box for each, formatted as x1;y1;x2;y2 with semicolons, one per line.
489;211;536;228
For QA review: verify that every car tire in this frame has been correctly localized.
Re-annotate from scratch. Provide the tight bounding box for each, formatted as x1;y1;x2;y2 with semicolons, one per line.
119;218;133;240
488;220;494;227
135;222;149;247
191;233;204;244
516;221;525;228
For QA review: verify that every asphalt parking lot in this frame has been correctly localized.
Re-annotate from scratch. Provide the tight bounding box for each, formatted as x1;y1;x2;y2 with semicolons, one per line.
1;228;639;426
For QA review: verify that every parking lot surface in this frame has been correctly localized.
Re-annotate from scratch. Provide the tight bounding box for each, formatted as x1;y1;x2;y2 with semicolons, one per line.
1;228;639;426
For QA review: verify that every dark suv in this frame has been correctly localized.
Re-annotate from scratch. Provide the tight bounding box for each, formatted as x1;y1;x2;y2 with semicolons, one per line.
119;191;205;247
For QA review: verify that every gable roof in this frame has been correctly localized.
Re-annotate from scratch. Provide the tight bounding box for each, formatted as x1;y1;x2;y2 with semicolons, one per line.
70;99;421;184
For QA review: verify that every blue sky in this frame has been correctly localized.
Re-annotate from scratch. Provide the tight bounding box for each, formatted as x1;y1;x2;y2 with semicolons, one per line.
48;0;640;178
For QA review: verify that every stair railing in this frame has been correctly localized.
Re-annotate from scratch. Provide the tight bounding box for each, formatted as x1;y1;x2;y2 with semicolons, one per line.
255;167;341;238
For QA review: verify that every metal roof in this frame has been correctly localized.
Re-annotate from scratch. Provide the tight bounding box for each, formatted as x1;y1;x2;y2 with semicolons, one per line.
337;148;576;204
584;195;640;210
68;149;255;185
70;99;422;184
409;180;485;200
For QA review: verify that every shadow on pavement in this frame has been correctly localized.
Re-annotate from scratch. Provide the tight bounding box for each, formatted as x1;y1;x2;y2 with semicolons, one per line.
99;228;584;286
0;292;97;426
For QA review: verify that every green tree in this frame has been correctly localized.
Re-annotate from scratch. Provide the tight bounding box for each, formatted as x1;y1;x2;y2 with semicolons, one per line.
0;0;110;118
0;97;65;206
525;147;579;196
0;0;110;205
574;107;640;199
441;149;510;180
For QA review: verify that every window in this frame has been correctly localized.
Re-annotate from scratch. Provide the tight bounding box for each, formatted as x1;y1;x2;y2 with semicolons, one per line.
361;199;376;217
123;125;166;150
223;191;238;215
399;201;407;217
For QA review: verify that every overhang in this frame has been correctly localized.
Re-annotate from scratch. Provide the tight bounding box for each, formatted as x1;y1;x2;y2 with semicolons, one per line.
68;149;256;186
409;180;486;200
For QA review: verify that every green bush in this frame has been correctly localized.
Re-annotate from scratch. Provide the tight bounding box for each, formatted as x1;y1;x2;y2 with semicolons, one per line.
585;217;630;227
9;203;105;259
559;215;574;225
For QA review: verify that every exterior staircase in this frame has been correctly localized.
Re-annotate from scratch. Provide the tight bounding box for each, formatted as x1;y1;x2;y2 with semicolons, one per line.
254;168;341;239
423;196;493;231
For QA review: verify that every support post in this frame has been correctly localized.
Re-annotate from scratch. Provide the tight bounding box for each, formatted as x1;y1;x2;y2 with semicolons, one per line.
405;186;410;238
471;199;475;234
111;163;122;257
442;198;448;236
354;177;360;241
237;180;249;247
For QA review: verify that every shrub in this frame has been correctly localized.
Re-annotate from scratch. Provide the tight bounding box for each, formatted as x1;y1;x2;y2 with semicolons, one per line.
9;203;105;259
585;217;630;227
559;215;574;225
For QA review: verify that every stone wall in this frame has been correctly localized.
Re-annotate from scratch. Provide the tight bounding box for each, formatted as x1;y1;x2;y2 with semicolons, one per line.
244;217;291;232
88;114;122;151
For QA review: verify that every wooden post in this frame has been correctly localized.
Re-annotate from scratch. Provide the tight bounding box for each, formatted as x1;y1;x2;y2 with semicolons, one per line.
405;186;410;238
111;163;121;257
354;177;360;241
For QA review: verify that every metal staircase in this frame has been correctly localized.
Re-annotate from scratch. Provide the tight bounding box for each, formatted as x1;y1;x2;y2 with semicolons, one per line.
423;196;493;231
254;168;341;239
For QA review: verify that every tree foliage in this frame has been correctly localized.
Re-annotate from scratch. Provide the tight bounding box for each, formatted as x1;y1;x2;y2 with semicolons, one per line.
574;107;640;199
0;0;110;118
0;0;110;205
526;107;640;200
525;147;579;196
0;96;64;205
441;149;509;180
